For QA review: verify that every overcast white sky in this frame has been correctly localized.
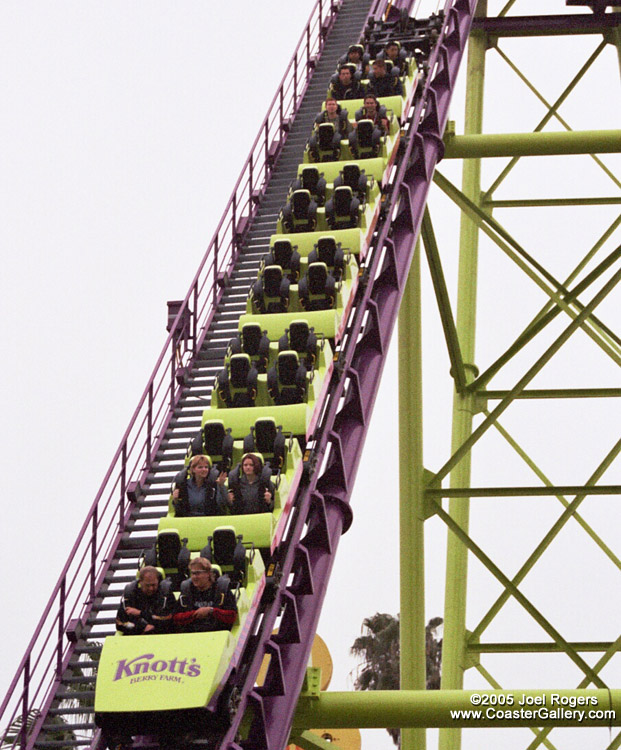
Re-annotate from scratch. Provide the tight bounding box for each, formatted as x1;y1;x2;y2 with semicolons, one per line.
1;2;620;749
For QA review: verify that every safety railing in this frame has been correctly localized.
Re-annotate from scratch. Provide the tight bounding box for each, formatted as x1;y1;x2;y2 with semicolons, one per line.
0;1;342;747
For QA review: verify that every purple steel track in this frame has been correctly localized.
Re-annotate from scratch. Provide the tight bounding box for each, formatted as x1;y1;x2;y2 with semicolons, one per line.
472;11;621;35
217;2;478;749
0;2;343;747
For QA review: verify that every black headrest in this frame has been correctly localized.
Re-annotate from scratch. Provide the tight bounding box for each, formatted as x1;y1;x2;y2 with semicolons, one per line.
203;420;226;453
229;354;251;387
316;236;338;265
157;530;182;569
317;122;335;147
307;263;329;294
277;351;301;384
300;167;320;191
212;527;238;566
241;324;262;355
357;119;374;139
289;320;311;351
342;163;362;188
272;239;294;267
263;265;284;295
292;190;312;214
254;418;277;454
333;186;353;214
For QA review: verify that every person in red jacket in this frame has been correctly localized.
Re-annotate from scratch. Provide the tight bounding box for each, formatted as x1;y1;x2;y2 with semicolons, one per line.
173;557;237;632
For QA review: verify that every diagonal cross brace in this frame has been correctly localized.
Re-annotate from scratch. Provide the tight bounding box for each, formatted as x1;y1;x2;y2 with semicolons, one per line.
430;262;621;486
431;500;608;688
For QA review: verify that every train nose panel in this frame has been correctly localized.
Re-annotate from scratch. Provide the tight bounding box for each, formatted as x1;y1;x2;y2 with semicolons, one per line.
95;631;231;713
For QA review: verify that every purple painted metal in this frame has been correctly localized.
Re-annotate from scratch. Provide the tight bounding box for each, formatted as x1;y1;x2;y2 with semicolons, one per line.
369;0;415;26
567;0;617;10
472;12;621;36
0;1;343;746
386;0;416;21
368;0;387;21
216;2;478;749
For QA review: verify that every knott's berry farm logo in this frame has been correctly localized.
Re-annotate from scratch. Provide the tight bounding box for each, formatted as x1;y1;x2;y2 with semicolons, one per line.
114;653;202;685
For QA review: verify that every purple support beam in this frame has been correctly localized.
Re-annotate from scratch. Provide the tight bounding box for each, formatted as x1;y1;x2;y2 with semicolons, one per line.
385;0;416;22
472;12;621;36
567;0;618;10
218;2;478;749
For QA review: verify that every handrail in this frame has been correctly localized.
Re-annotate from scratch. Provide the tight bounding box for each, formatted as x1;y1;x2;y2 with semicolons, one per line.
0;1;342;746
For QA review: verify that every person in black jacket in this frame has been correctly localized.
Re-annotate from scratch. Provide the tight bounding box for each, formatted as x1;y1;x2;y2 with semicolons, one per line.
328;64;365;101
173;557;237;633
338;44;370;77
171;454;228;517
355;94;390;134
314;96;352;139
115;566;175;635
367;58;403;97
380;40;410;76
227;453;275;515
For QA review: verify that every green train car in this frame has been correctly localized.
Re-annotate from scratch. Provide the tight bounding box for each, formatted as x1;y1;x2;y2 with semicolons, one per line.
94;44;419;744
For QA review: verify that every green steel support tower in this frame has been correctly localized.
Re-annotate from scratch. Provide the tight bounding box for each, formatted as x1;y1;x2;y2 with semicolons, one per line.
406;3;620;750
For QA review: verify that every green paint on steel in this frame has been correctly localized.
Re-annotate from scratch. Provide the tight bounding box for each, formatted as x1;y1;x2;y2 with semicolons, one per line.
517;213;621;362
292;690;621;729
434;171;621;368
435;501;608;689
439;10;487;750
431;267;621;487
523;638;621;750
607;6;621;77
487;415;621;574
483;197;621;208
470;664;561;750
483;388;621;399
481;40;620;200
427;484;621;498
398;240;426;750
444;129;621;159
469;436;621;643
421;208;467;391
471;642;621;653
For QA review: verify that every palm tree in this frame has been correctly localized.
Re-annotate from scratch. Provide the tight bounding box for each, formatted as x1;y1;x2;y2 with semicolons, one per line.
425;616;443;690
350;613;443;747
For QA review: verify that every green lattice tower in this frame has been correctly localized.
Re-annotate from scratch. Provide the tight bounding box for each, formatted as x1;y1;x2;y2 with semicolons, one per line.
399;3;621;750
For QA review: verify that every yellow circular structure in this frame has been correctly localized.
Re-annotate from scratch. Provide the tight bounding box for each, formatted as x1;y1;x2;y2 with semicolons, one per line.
257;632;333;689
289;728;362;750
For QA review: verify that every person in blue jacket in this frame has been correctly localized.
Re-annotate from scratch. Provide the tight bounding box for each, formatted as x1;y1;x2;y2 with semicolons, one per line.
171;454;228;517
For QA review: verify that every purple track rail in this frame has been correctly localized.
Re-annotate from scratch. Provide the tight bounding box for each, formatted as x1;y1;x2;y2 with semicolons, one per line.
0;2;343;747
216;2;478;749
